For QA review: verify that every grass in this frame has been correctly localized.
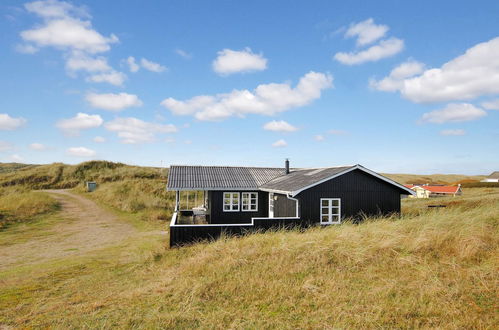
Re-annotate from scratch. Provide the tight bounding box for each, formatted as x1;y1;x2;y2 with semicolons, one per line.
0;188;497;328
0;187;59;230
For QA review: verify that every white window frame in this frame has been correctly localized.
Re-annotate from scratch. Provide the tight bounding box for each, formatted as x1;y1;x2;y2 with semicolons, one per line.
241;192;258;212
223;192;240;212
320;198;341;224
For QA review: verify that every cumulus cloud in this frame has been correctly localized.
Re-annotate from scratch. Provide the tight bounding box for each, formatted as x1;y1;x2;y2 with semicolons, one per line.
21;0;125;86
93;136;106;143
175;48;192;59
67;146;96;157
0;141;13;152
65;52;111;73
161;71;333;121
0;114;27;130
420;103;487;124
15;44;39;54
56;112;103;135
481;99;499;110
370;60;425;92
263;120;298;132
345;18;389;46
213;48;267;75
86;71;126;86
104;117;177;144
29;143;48;150
376;37;499;103
126;56;140;72
314;134;325;141
271;139;287;148
140;58;167;72
440;129;466;136
10;154;24;162
334;38;404;65
85;92;143;111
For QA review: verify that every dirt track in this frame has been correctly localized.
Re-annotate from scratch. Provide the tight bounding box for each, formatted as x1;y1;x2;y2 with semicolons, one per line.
0;189;138;270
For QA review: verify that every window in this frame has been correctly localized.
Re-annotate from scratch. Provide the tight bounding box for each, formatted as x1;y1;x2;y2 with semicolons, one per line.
223;192;239;212
320;198;341;224
242;192;258;211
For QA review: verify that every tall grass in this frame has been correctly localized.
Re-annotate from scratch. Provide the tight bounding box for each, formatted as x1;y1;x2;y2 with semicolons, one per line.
0;187;59;229
0;188;497;328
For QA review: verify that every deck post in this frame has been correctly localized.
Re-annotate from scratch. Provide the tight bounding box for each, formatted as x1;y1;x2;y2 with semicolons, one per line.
175;190;179;211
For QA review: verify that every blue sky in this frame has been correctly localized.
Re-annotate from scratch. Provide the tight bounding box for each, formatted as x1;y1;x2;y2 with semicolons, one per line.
1;0;498;174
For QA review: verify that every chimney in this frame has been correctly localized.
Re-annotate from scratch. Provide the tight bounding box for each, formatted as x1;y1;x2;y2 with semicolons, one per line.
285;158;290;174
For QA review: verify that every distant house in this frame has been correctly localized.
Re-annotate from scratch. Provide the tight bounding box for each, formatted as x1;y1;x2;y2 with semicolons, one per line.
481;171;499;183
404;184;462;198
167;160;414;246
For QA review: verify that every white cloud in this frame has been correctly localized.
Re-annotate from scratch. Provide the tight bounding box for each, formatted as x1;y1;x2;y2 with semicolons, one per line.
328;129;347;135
420;103;487;124
175;48;192;59
370;60;425;92
21;0;123;86
56;112;103;135
263;120;298;133
126;56;140;72
440;129;466;136
161;71;333;121
15;44;39;54
165;137;175;143
10;154;24;162
334;38;404;65
213;48;267;75
314;134;325;141
29;143;48;150
0;114;27;130
140;58;167;73
93;136;105;143
85;92;142;111
271;139;287;148
66;52;111;73
383;37;499;103
67;146;96;157
0;141;13;152
481;99;499;110
86;71;126;86
104;117;177;144
345;18;389;46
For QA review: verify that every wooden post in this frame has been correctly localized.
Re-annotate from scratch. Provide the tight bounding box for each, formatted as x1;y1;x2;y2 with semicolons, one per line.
175;191;179;211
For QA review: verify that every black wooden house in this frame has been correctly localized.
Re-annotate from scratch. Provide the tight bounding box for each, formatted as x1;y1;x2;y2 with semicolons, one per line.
167;161;414;246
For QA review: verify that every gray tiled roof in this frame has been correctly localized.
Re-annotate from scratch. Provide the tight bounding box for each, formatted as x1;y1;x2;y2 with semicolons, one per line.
259;166;354;193
167;165;286;190
487;171;499;179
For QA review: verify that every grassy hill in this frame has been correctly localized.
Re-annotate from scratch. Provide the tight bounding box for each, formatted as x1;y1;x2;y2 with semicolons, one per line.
0;187;497;328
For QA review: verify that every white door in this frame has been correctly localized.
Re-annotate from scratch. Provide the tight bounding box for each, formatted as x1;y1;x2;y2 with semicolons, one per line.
320;198;341;224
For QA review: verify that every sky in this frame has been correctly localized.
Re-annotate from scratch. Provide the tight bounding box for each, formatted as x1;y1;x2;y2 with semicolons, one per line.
1;0;498;174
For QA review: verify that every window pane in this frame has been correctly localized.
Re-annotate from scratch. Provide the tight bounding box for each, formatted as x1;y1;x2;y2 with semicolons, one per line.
242;205;248;210
321;216;329;222
224;205;230;210
332;215;339;222
224;199;230;204
321;207;328;215
321;200;328;207
331;200;339;206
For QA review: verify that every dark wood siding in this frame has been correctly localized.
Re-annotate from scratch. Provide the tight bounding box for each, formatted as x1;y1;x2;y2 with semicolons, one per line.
209;190;269;224
274;193;297;217
296;169;401;223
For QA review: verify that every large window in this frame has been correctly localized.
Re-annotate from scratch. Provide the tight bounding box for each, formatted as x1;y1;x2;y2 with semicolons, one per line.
223;192;239;212
242;192;258;211
320;198;341;224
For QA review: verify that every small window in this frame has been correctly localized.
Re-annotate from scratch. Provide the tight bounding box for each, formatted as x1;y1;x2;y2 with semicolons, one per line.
223;192;239;212
241;192;258;211
320;198;341;224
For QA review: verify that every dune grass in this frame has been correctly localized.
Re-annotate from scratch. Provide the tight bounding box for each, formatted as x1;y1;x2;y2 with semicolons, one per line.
0;188;497;328
0;187;59;230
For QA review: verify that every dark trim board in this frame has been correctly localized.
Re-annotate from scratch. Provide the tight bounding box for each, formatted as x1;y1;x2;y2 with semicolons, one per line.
170;217;310;247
